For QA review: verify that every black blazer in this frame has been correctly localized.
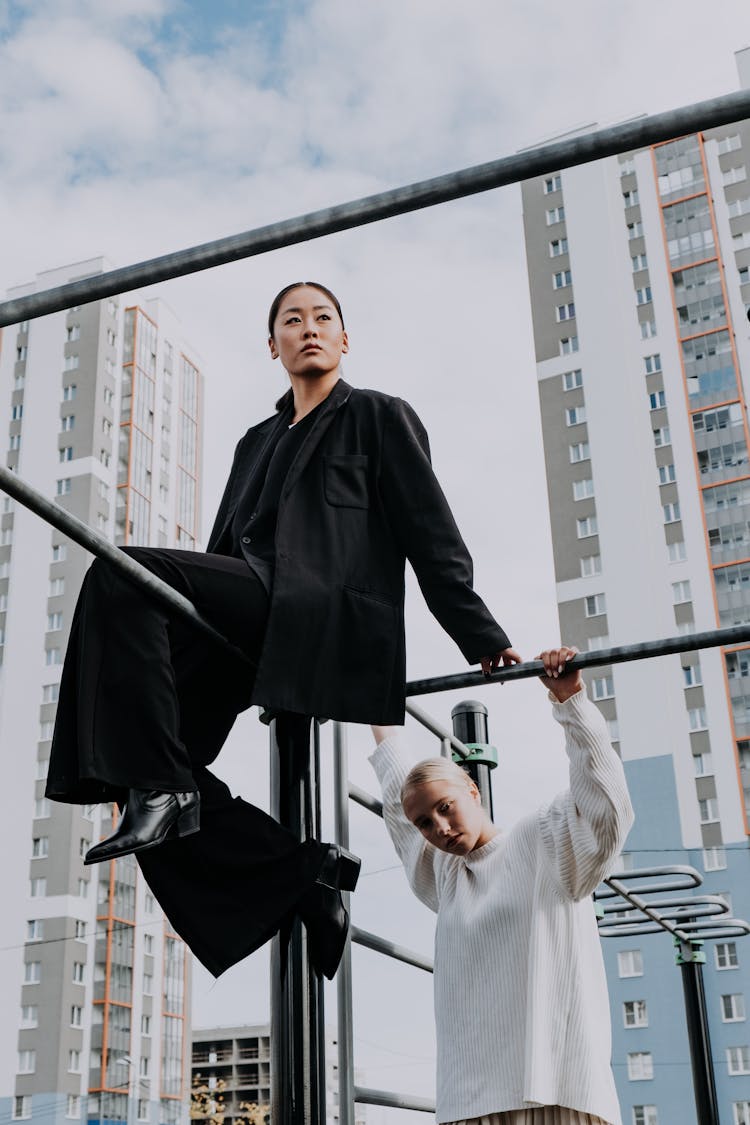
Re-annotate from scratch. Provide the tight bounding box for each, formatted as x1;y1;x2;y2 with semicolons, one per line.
208;380;510;724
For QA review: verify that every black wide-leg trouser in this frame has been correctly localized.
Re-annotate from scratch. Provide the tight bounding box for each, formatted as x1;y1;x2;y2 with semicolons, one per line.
47;548;323;976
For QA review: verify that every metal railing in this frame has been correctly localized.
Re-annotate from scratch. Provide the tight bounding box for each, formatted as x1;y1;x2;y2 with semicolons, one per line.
3;88;750;329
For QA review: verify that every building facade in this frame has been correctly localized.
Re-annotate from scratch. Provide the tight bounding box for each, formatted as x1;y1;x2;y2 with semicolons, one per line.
191;1025;366;1125
521;48;750;1125
0;258;203;1125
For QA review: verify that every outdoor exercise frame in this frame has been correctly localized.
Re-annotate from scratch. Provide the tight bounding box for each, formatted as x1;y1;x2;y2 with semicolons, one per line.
2;82;750;1125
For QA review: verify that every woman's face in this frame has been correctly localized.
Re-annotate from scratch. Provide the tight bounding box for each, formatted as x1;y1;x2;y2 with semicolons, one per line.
268;286;348;378
402;778;495;855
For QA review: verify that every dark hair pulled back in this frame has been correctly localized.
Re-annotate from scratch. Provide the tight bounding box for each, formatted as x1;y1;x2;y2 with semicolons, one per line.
268;281;345;412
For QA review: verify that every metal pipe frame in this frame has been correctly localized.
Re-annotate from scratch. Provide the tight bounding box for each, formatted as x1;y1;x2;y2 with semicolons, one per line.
3;88;750;328
353;1087;436;1114
350;926;434;974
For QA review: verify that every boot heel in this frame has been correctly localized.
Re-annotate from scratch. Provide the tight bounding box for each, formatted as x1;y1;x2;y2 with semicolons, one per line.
174;797;200;839
336;849;361;892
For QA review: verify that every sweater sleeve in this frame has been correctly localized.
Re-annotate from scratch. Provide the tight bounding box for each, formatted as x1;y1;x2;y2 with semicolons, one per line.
538;687;634;902
368;735;443;913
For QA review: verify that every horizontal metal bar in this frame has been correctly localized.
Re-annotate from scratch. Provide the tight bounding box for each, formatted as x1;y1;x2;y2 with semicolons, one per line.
0;464;245;658
3;89;750;327
351;926;433;973
599;920;750;939
354;1086;435;1114
595;867;702;898
406;624;750;697
405;699;471;759
348;784;383;818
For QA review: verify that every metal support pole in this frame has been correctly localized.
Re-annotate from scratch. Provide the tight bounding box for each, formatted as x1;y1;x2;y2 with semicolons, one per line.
269;714;326;1125
333;723;356;1125
675;938;719;1125
451;701;496;818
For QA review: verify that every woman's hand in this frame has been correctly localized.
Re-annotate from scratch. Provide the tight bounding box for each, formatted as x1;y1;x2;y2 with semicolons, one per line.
480;647;522;676
536;645;583;702
371;724;403;745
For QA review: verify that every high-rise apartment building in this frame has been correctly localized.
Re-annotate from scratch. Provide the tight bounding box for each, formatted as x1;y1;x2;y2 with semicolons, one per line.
0;258;203;1125
190;1024;366;1125
521;48;750;1125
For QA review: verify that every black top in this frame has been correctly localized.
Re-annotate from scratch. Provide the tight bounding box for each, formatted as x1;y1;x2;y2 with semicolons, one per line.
230;401;323;589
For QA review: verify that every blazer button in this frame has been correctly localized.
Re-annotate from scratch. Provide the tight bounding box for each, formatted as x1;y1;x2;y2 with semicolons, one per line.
241;536;251;544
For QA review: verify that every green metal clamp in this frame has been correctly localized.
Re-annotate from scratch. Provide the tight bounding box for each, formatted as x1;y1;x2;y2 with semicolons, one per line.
452;742;499;769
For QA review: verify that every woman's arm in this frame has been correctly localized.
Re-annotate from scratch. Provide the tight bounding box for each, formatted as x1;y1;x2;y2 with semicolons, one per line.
369;727;442;913
379;397;518;667
536;646;635;901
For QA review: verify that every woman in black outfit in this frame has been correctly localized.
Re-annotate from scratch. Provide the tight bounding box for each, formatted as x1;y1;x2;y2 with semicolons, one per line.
47;281;518;979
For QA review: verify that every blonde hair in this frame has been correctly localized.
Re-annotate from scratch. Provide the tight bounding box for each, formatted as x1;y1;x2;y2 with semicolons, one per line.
400;757;475;806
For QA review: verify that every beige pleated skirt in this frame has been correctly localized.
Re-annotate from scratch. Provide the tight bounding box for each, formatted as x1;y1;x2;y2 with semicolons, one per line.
445;1110;611;1125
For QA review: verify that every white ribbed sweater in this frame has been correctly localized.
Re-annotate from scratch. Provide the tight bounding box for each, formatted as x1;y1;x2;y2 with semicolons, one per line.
369;688;634;1125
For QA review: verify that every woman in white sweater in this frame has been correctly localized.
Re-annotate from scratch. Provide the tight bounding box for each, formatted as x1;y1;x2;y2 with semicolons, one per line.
369;645;634;1125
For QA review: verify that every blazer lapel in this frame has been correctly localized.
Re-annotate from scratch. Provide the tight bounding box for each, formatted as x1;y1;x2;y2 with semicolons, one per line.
281;379;353;499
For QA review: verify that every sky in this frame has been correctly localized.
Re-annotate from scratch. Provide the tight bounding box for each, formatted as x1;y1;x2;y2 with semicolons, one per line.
3;1;750;1121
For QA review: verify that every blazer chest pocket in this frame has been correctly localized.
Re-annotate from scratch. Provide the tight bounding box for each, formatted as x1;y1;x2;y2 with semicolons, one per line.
324;455;370;508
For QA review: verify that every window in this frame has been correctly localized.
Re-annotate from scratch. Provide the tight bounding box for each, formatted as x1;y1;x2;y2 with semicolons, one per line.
26;919;43;941
40;719;54;739
13;1096;31;1120
658;463;676;484
694;751;713;777
45;649;61;666
100;450;111;467
705;846;727;871
61;415;75;431
698;797;719;824
553;269;573;289
144;933;153;953
723;165;747;186
62;384;76;401
66;1095;81;1119
717;942;739;969
570;441;590;463
580;554;602;577
46;612;62;631
573;478;594;501
677;619;696;636
102;418;112;436
683;663;702;686
52;544;67;561
649;390;666;409
24;961;41;984
585;593;606;617
56;479;71;496
623;189;640;207
556;302;576;322
633;1109;658;1125
59;447;73;462
30;877;46;898
79;836;88;858
636;286;653;305
68;1049;81;1072
623;1000;648;1027
644;353;662;374
36;759;48;781
663;502;681;524
9;434;21;451
719;133;742;154
607;717;620;741
144;892;155;913
672;580;692;604
550;237;569;256
592;675;615;700
722;994;746;1022
63;355;79;371
78;878;89;898
587;633;609;651
546;205;565;224
653;426;671;447
560;336;579;354
48;578;65;598
143;972;153;995
728;198;750;218
577;515;598;538
140;1057;149;1078
562;368;582;391
138;1100;150;1121
544;174;562;193
142;1013;152;1035
627;1052;653;1080
632;253;649;270
18;1050;35;1074
31;836;48;858
690;708;708;732
641;320;657;339
72;962;85;983
20;1005;37;1029
627;220;645;239
70;1005;83;1027
75;920;86;940
103;386;114;406
566;406;586;426
11;404;23;420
